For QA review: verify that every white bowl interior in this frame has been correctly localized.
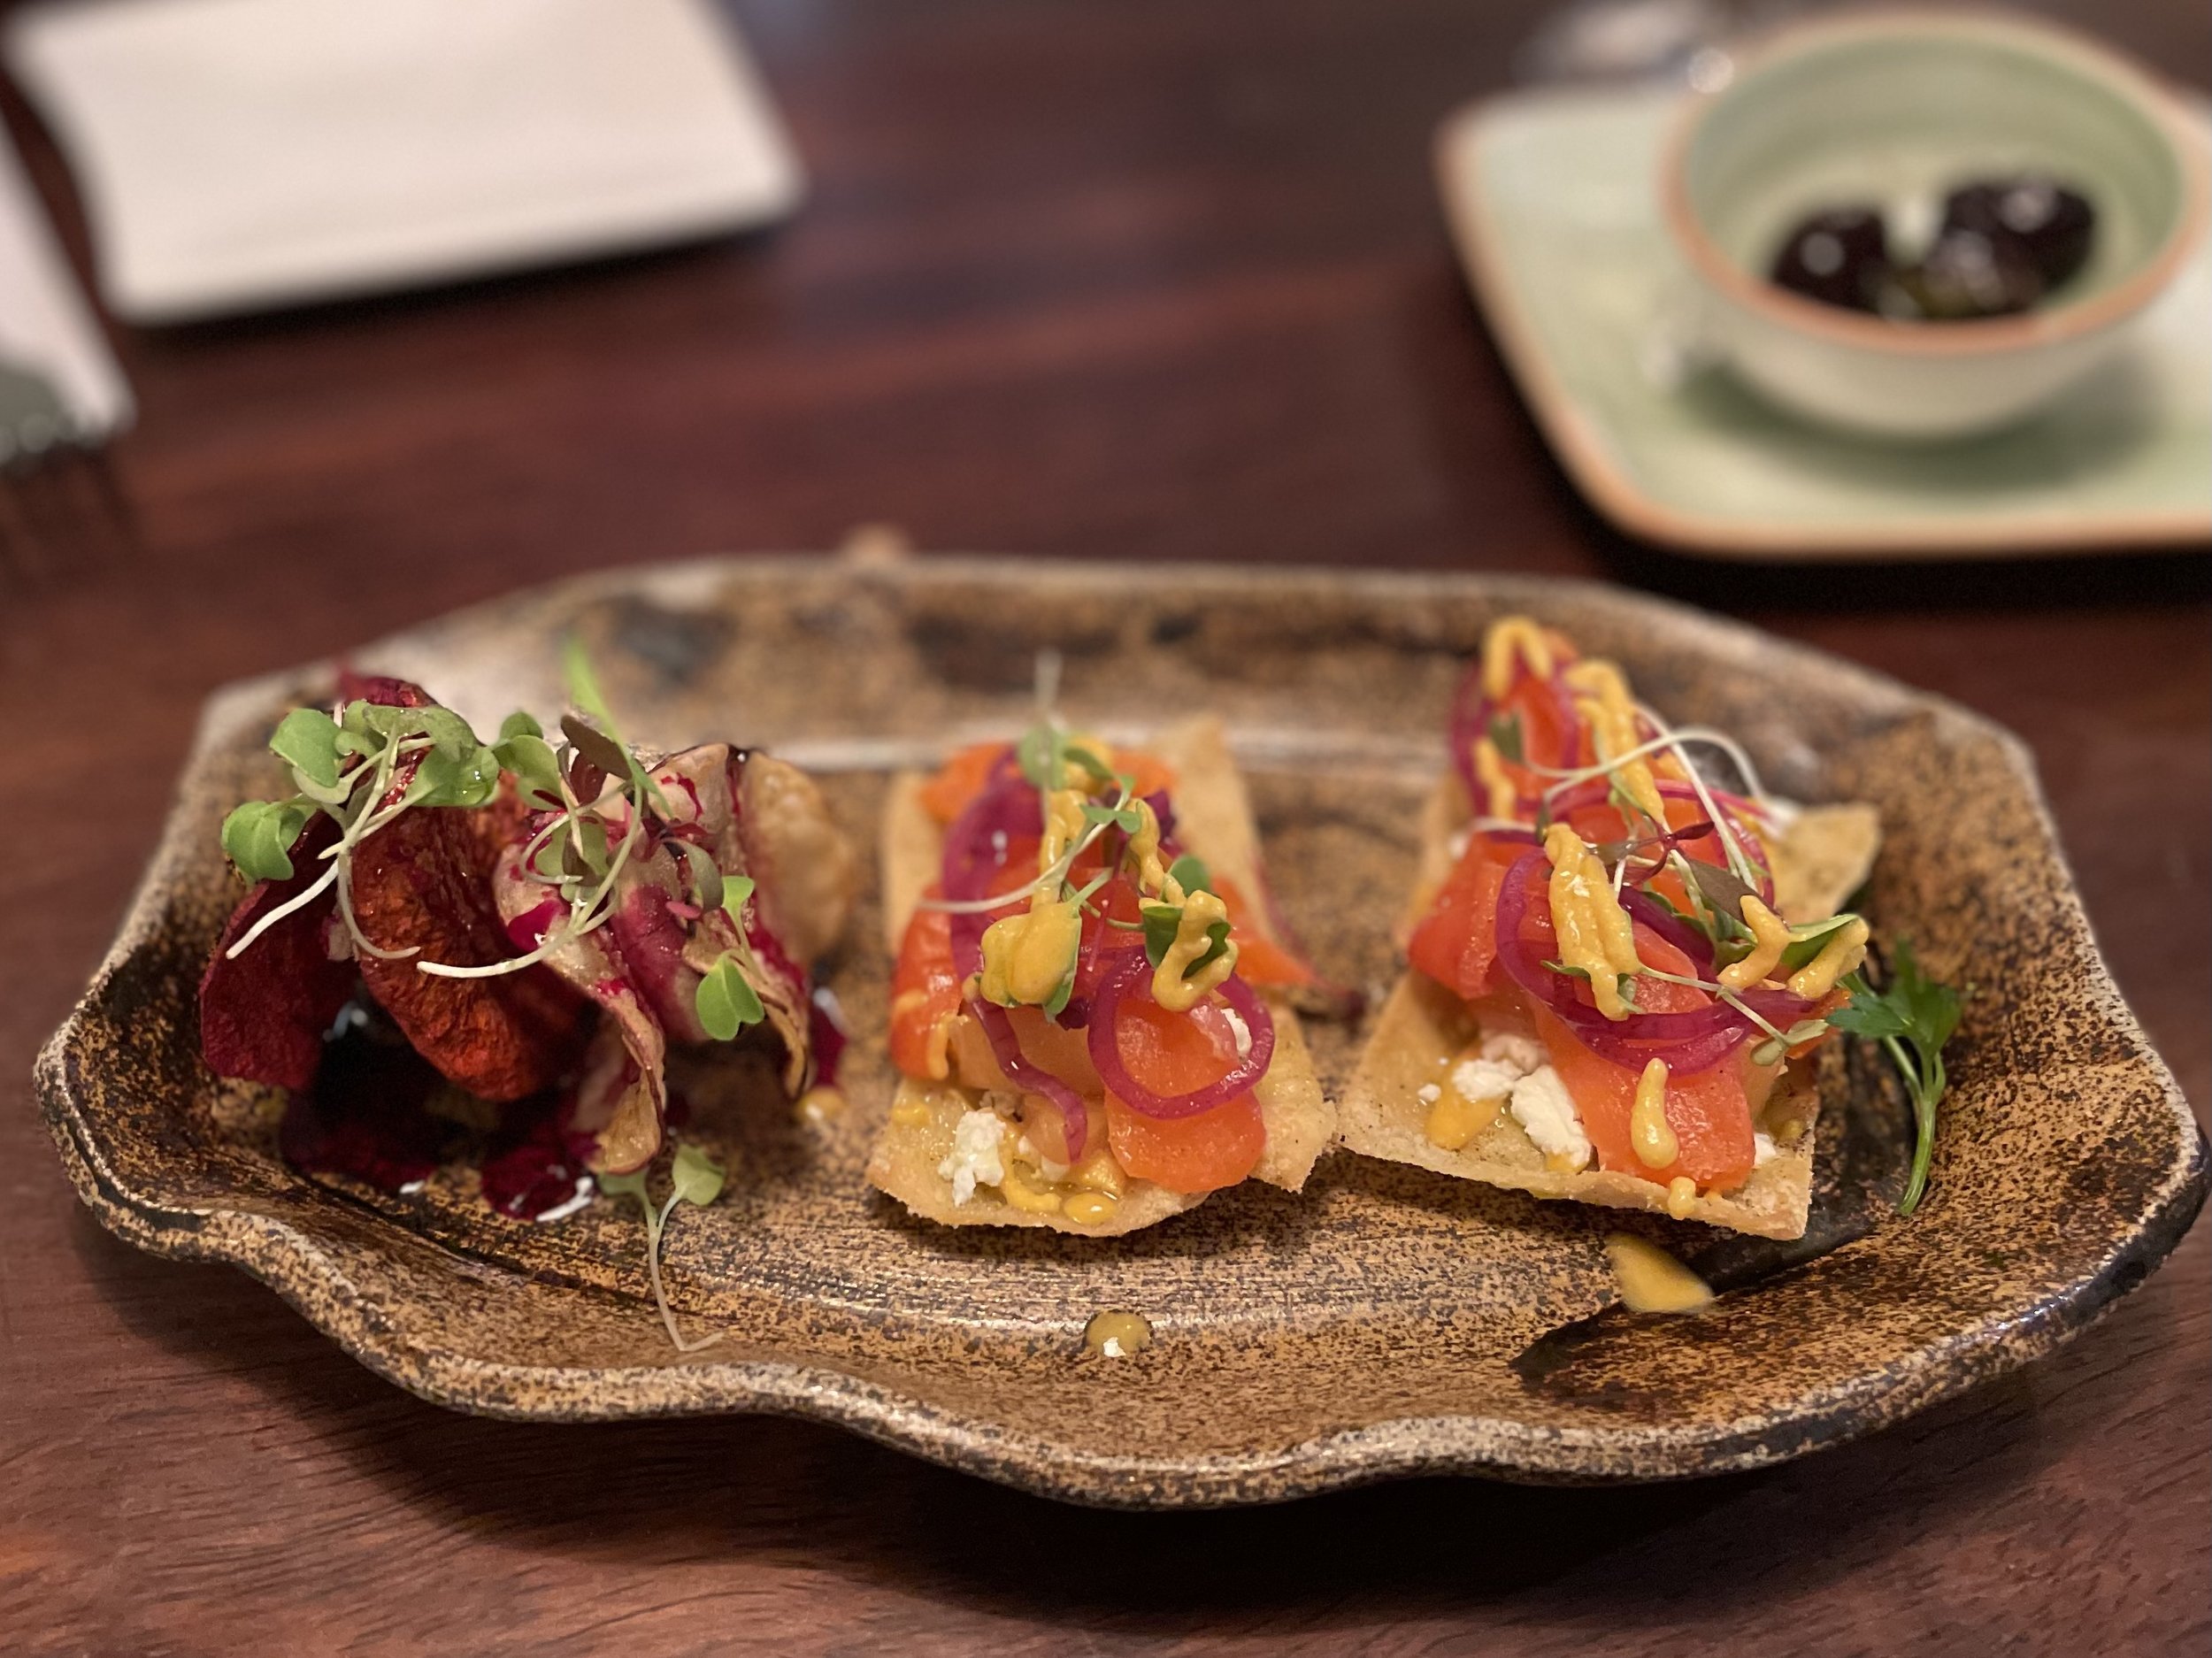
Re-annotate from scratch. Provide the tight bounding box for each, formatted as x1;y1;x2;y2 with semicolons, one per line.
1684;27;2190;306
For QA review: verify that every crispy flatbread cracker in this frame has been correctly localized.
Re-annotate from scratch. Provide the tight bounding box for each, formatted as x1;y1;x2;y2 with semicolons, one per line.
866;717;1334;1232
1339;783;1873;1241
1770;801;1882;924
1339;974;1818;1240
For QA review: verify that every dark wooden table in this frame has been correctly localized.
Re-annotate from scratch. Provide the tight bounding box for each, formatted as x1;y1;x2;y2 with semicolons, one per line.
4;3;2205;1653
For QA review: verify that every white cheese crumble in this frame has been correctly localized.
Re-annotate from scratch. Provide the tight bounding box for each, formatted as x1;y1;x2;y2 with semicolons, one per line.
1479;1032;1545;1073
1221;1005;1253;1059
1509;1064;1592;1171
937;1109;1006;1205
1015;1133;1070;1184
1416;1083;1441;1105
1450;1057;1525;1106
1753;1131;1778;1167
1101;1337;1129;1358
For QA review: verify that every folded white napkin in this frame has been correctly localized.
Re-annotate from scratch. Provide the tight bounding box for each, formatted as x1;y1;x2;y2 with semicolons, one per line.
5;0;803;322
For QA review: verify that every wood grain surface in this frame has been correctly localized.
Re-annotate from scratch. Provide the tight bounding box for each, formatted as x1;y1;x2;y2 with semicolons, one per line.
3;2;2205;1654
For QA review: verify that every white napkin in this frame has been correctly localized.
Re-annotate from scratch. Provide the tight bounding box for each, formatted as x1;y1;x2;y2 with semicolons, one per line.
0;121;130;450
4;0;803;323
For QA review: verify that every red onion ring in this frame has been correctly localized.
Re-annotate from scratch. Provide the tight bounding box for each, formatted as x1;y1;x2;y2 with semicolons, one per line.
1490;850;1810;1075
971;996;1092;1163
1548;777;1774;904
1087;950;1276;1120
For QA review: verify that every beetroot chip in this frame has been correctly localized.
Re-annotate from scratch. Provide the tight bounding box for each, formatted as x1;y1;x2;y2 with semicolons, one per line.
353;790;588;1101
198;812;350;1091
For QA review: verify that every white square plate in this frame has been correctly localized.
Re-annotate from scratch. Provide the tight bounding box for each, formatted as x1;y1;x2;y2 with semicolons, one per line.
5;0;803;323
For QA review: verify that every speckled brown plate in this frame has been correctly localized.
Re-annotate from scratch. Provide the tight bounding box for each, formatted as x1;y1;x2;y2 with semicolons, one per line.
35;556;2205;1508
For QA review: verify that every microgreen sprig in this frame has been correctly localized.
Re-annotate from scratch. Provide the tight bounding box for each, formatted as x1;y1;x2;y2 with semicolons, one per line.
1829;942;1963;1216
598;1144;727;1352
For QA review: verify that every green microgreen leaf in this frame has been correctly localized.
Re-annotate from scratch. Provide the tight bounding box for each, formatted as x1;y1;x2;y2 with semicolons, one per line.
560;712;632;783
1041;963;1077;1022
596;1167;649;1201
408;743;500;809
498;710;544;742
1141;901;1181;970
220;799;311;881
1487;712;1524;764
720;874;757;924
495;731;565;810
1015;723;1060;791
1062;744;1114;785
270;708;343;788
1683;858;1762;927
1082;800;1141;833
1778;913;1862;974
670;1143;726;1208
1167;853;1212;896
561;636;672;819
695;955;765;1042
679;841;724;912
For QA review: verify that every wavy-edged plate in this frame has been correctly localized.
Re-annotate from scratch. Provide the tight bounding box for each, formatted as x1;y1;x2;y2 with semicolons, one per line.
35;556;2204;1508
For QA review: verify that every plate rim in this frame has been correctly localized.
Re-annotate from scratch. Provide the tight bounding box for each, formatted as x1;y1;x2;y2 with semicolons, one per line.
35;554;2208;1508
1434;87;2212;562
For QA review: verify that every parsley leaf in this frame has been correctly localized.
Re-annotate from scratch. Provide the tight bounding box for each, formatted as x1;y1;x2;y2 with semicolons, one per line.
1829;940;1962;1216
1486;712;1524;764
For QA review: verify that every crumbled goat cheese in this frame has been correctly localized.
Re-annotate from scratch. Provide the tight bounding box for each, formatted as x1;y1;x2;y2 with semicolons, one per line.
1015;1133;1070;1184
1479;1032;1545;1073
1451;1057;1530;1108
1509;1064;1593;1171
937;1109;1007;1205
1753;1131;1778;1167
1221;1005;1253;1058
1416;1083;1442;1105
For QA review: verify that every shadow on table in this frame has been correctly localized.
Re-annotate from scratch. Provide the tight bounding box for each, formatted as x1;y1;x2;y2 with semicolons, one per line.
72;1201;2094;1639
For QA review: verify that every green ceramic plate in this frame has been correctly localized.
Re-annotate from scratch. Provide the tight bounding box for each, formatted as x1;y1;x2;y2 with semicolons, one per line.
1438;85;2212;557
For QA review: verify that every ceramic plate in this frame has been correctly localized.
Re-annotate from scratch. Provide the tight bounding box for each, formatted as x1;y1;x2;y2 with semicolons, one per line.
36;557;2204;1508
1437;86;2212;558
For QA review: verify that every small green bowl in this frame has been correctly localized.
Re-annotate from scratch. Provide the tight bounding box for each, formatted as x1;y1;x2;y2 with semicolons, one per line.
1662;9;2209;438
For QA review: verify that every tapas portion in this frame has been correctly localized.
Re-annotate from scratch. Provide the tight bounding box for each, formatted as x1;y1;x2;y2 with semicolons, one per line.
199;651;856;1196
1340;616;1953;1240
868;712;1331;1234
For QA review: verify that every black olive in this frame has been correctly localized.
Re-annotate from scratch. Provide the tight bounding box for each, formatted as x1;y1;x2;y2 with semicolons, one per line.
1942;176;2096;290
1768;206;1892;312
1885;226;2047;320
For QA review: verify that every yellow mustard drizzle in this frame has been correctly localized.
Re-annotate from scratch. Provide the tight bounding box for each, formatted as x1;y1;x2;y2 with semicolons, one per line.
889;1094;933;1127
1152;887;1237;1013
1064;1191;1118;1226
1564;658;1666;825
976;786;1090;1006
1605;1233;1714;1314
1083;1309;1153;1357
1718;895;1791;991
979;897;1082;1005
1127;795;1175;898
999;1167;1064;1215
1472;735;1517;820
1425;1088;1502;1151
1630;1057;1678;1169
1788;917;1870;1000
1665;1176;1699;1218
1481;616;1559;700
1543;822;1642;1020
